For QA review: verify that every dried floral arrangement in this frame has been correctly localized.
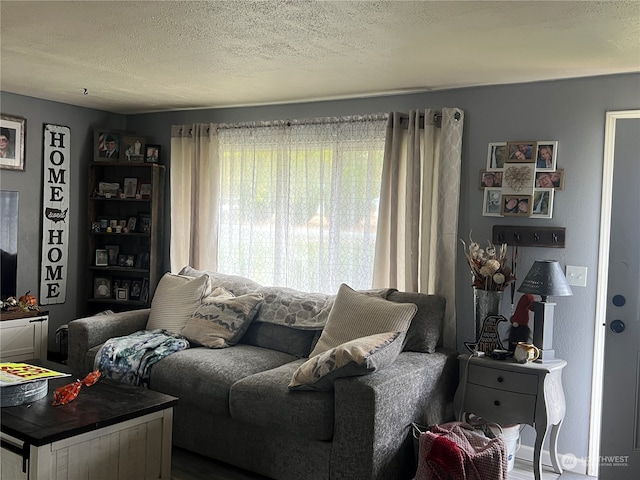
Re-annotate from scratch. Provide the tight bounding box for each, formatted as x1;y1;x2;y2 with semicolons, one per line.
460;233;515;291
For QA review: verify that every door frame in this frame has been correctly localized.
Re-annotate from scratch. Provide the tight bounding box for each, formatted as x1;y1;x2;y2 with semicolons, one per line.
589;109;640;476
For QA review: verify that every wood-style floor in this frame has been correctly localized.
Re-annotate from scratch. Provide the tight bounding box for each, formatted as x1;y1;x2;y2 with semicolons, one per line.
170;447;594;480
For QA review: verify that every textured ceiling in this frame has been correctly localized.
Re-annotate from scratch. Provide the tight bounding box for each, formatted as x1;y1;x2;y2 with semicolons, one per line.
1;1;639;114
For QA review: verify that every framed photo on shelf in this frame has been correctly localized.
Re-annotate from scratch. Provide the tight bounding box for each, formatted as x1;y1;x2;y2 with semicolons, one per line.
482;188;503;217
140;277;150;303
486;142;506;170
535;169;564;190
531;188;555;219
535;141;558;170
94;130;123;162
140;215;151;233
123;177;138;198
501;194;532;216
478;170;503;189
1;114;26;171
94;277;111;299
130;280;142;300
139;183;152;197
118;254;128;267
121;136;146;163
95;249;109;267
125;254;136;267
115;287;129;301
91;221;101;233
127;216;137;232
506;142;536;163
105;245;120;266
145;144;160;163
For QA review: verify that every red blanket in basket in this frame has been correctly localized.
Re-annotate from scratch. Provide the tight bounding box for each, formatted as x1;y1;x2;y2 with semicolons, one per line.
414;422;507;480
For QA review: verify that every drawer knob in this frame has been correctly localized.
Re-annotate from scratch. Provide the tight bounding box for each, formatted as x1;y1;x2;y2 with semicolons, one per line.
497;376;504;383
494;400;501;406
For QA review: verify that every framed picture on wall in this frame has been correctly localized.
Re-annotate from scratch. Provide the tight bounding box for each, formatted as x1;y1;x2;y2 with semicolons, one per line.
506;142;536;163
478;170;503;189
535;169;564;190
486;142;506;170
1;114;26;171
501;195;532;216
482;188;503;217
530;188;554;218
535;141;558;170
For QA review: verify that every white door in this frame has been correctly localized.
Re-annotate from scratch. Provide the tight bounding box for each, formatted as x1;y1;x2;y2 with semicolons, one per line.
599;112;640;479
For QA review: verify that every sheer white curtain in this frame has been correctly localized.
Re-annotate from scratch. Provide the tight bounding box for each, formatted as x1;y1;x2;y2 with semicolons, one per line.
215;116;387;293
170;124;219;272
373;108;464;348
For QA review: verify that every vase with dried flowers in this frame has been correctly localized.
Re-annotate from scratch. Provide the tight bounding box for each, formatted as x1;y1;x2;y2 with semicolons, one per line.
460;233;516;341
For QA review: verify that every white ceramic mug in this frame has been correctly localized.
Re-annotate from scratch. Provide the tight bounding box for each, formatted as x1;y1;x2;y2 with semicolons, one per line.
514;342;540;363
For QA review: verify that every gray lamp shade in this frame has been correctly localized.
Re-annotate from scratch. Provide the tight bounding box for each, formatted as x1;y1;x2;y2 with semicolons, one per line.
517;260;573;301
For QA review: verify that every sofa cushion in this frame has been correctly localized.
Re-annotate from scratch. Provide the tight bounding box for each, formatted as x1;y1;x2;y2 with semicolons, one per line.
310;284;417;357
240;322;319;358
181;287;263;348
289;331;405;391
149;345;297;416
178;266;263;296
146;273;211;334
255;286;334;330
388;291;446;353
230;360;335;441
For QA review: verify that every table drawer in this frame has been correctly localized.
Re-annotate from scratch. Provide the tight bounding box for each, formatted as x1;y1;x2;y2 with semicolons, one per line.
464;384;536;424
469;363;537;395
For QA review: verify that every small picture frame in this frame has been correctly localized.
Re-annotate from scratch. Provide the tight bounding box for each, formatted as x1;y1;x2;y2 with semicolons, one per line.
95;249;109;267
130;280;142;300
140;215;151;233
119;219;127;228
94;277;111;298
535;169;564;190
140;277;150;303
139;183;152;197
91;221;101;233
125;254;136;267
145;144;160;164
501;195;532;216
97;182;119;197
111;278;120;298
1;114;26;171
115;287;129;301
535;141;558;170
105;245;120;266
506;142;537;163
118;254;128;267
482;188;503;217
123;177;138;198
94;130;122;162
478;170;503;189
531;188;555;219
121;135;146;163
486;142;506;170
127;216;137;232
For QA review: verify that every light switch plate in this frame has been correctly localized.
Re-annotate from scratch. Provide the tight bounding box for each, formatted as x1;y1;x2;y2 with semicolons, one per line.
566;265;588;287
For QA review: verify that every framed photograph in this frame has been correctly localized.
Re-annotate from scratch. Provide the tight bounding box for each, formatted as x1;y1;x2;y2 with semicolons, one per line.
502;163;535;195
535;169;564;190
478;170;503;189
94;130;122;162
115;287;129;301
127;216;137;232
91;221;101;233
119;219;127;228
112;278;120;298
501;195;532;216
139;252;150;269
531;188;555;219
130;280;142;300
121;135;146;163
95;249;109;266
97;182;119;197
140;215;151;233
482;188;503;217
140;277;150;303
535;141;558;170
1;114;26;171
139;183;152;197
105;244;120;266
506;142;537;163
145;144;160;164
125;254;136;267
118;254;128;267
123;177;138;198
486;142;506;170
94;277;111;299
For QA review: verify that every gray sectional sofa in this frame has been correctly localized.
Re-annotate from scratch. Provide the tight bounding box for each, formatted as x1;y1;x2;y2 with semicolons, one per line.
69;268;458;480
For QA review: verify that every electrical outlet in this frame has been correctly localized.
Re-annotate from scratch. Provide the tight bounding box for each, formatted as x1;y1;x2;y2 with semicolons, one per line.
566;265;588;287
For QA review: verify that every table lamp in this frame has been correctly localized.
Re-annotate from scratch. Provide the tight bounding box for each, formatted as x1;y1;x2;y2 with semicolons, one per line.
517;260;573;362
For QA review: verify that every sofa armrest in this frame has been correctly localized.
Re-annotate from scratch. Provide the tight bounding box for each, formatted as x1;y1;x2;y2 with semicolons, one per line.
68;309;150;372
331;348;458;480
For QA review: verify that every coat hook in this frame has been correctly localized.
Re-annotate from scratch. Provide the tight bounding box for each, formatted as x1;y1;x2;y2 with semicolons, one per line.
534;232;540;242
552;233;558;243
514;233;521;242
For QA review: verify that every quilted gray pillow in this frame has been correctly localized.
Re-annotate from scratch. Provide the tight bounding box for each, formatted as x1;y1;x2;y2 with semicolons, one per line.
181;287;263;348
288;331;405;391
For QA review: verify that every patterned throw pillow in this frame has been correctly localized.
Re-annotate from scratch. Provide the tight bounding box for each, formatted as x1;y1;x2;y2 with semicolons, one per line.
309;283;417;358
181;287;264;348
288;331;405;391
145;273;211;334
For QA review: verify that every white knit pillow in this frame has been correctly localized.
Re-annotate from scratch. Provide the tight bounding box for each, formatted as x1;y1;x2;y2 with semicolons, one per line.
309;283;417;358
146;273;211;334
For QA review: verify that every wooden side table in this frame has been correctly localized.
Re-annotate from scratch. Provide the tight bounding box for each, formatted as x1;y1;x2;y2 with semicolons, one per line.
453;354;566;480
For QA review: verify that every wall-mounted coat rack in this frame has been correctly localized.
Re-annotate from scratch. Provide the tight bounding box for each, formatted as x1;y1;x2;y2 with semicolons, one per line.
492;226;566;248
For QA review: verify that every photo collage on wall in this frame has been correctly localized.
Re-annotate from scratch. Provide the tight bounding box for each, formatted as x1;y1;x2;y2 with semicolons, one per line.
480;141;564;219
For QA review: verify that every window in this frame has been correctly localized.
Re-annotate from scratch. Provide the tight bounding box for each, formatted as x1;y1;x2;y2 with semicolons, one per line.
217;116;387;293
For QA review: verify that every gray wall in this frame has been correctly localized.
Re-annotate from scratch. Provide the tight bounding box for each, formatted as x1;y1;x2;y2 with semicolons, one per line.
2;73;639;463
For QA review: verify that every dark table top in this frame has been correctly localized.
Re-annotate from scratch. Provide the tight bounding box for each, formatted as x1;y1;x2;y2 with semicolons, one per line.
1;360;178;446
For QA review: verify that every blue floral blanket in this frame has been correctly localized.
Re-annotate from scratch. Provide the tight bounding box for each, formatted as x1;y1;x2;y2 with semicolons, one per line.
94;329;189;387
